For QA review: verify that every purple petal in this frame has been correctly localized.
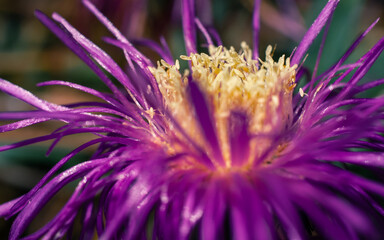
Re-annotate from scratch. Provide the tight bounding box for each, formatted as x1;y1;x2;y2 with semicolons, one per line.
34;10;132;109
353;78;384;94
195;18;214;46
37;81;120;106
0;78;66;111
9;157;118;240
337;37;384;99
160;36;174;63
102;37;160;101
132;38;174;64
228;111;250;166
0;118;48;133
0;197;22;218
311;13;333;81
260;173;305;239
188;80;224;167
314;18;380;83
290;182;357;239
181;0;197;54
229;173;271;240
319;151;384;167
291;0;339;65
207;27;223;46
252;0;261;60
201;178;226;240
2;137;135;220
81;0;163;100
51;13;145;107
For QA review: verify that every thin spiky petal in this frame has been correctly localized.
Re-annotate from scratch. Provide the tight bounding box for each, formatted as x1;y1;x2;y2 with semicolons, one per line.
252;0;261;60
291;0;339;65
182;0;197;54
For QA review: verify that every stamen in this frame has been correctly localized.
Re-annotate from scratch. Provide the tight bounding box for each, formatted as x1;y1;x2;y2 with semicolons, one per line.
150;43;297;168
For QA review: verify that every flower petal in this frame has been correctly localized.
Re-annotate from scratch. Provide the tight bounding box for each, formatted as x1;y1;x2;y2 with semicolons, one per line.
291;0;340;65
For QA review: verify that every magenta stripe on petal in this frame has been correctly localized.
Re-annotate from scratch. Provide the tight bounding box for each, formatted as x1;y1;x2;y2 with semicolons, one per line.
188;80;224;167
228;112;250;166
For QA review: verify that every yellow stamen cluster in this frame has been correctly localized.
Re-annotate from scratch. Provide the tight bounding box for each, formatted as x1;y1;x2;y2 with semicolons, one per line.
149;42;297;167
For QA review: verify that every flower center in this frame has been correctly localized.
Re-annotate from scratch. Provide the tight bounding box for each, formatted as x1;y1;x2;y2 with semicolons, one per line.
150;43;297;168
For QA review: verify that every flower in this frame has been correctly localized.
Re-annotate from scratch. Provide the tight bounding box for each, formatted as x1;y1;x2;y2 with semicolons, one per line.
1;0;384;239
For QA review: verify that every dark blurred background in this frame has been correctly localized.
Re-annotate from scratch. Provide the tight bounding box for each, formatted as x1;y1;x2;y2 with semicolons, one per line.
0;0;383;237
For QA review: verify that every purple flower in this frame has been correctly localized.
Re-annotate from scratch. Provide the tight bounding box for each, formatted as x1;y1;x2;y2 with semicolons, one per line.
1;0;384;239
